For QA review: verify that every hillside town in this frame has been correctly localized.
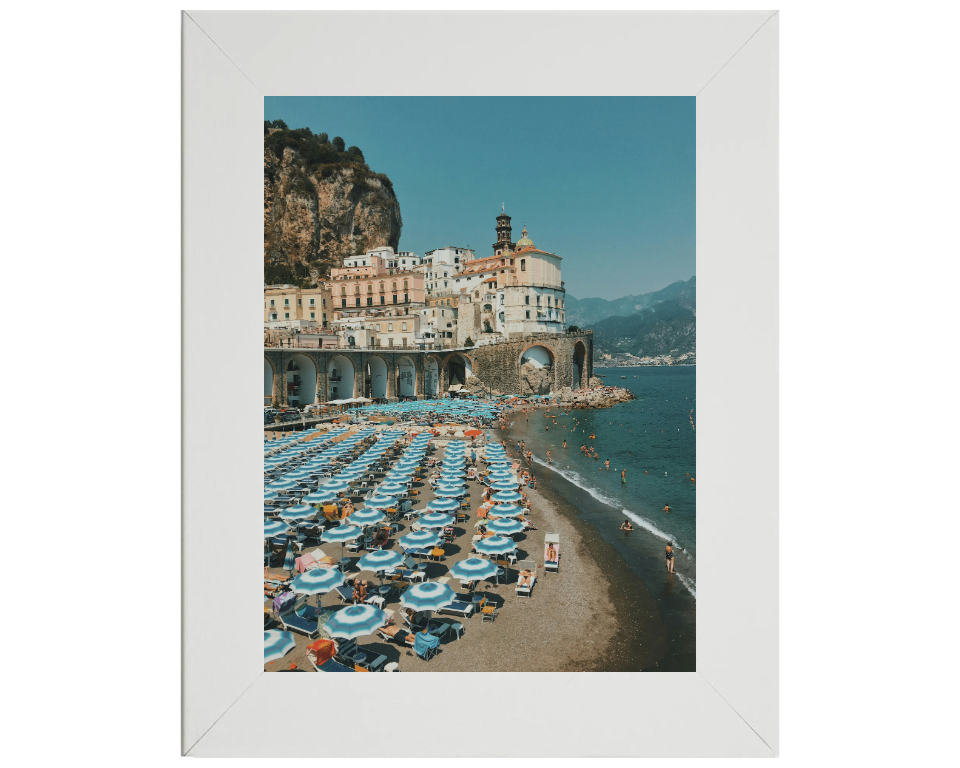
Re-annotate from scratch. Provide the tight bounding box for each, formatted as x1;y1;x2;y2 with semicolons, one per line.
597;351;697;367
265;209;566;353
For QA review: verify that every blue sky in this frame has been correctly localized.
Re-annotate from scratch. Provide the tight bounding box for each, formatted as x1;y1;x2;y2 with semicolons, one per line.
265;97;694;300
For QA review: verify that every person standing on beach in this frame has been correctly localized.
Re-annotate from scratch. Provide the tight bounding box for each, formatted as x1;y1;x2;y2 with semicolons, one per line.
547;449;552;464
665;544;675;573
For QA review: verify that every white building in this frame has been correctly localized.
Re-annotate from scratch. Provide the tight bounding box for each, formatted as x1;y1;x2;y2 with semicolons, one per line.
388;251;422;271
422;246;474;295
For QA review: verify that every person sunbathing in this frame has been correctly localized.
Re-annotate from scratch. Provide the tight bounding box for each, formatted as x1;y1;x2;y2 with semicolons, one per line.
517;569;535;588
371;528;389;548
379;624;415;646
341;501;355;518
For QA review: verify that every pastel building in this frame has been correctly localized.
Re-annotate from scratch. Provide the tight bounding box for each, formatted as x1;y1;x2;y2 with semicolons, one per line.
264;284;333;329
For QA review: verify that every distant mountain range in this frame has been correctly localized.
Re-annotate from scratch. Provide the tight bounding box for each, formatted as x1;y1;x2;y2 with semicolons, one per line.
567;277;696;360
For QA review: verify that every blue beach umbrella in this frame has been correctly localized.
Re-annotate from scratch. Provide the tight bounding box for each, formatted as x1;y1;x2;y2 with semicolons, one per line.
363;495;398;510
283;539;296;572
322;479;350;494
487;517;524;535
375;482;408;495
491;490;523;504
325;604;390;641
278;504;318;521
490;504;524;518
350;508;386;527
419;512;454;529
400;581;456;614
322;525;363;544
473;536;516;556
448;557;499;582
290;567;345;596
434;486;466;498
264;630;297;664
357;549;404;573
399;530;441;551
267;478;299;492
264;490;279;504
264;519;290;538
302;489;338;505
426;497;460;513
490;480;519;491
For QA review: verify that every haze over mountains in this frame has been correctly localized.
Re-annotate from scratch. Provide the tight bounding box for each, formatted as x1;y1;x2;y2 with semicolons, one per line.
567;277;696;360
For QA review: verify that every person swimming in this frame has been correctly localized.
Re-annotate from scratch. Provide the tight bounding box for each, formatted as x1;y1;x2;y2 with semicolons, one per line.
663;504;671;513
620;519;633;532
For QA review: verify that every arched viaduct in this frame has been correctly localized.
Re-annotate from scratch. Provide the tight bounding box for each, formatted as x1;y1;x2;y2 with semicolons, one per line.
264;331;593;406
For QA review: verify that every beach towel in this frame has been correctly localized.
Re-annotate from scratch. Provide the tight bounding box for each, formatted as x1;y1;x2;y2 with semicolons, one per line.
305;638;336;667
272;591;296;618
295;553;317;573
413;630;440;658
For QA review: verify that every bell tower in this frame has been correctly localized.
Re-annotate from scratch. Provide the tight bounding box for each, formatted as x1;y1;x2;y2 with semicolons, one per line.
493;204;515;256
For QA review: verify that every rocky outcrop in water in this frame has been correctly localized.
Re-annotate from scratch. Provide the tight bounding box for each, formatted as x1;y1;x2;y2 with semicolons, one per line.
554;380;636;409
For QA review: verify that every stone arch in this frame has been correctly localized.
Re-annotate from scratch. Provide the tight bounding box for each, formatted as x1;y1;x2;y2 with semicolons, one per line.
285;353;318;407
365;355;389;399
424;355;441;396
573;340;587;389
519;344;555;395
396;355;417;397
443;352;473;388
328;354;356;400
264;357;275;405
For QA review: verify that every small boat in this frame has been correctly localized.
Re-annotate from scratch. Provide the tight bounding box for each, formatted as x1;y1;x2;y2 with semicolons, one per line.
620;376;627;379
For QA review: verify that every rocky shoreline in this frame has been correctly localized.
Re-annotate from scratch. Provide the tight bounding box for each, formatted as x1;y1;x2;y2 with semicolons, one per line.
553;377;638;409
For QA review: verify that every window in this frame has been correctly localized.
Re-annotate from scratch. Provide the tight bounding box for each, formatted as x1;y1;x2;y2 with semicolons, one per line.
341;287;346;296
521;259;526;271
270;299;275;306
525;295;530;305
525;310;530;319
271;313;277;320
309;298;315;305
537;295;541;305
388;323;394;331
403;279;409;290
367;284;372;293
388;338;394;348
402;322;407;331
404;294;409;303
341;299;347;308
285;312;290;319
355;298;361;307
499;295;504;305
393;295;398;304
354;285;360;294
547;296;552;306
367;297;373;306
310;312;315;319
380;296;385;305
284;298;289;305
297;299;302;306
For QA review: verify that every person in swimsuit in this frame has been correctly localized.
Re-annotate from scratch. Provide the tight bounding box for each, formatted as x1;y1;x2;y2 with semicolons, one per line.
620;519;633;533
663;504;671;513
621;469;626;483
605;460;610;470
665;544;675;573
563;440;567;449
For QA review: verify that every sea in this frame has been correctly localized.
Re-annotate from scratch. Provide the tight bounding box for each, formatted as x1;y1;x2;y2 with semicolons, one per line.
502;366;697;669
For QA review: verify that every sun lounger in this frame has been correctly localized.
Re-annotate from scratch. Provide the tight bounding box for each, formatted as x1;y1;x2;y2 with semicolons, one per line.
438;597;476;618
278;595;322;637
515;568;537;597
316;658;355;672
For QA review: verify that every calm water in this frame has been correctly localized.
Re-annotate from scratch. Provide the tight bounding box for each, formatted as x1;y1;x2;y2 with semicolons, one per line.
504;366;697;606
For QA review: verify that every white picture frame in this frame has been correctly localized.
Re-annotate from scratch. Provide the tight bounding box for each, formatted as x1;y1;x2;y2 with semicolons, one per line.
183;10;778;757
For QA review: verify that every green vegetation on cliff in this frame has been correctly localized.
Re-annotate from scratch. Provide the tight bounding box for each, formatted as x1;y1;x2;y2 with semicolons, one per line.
264;120;394;191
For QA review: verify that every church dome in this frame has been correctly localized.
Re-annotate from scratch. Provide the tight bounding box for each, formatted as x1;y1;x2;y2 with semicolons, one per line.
516;223;534;249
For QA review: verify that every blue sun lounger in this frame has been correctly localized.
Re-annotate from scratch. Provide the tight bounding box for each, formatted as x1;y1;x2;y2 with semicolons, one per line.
316;658;354;672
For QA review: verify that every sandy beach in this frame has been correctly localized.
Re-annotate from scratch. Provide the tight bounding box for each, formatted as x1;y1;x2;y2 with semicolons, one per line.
265;422;668;672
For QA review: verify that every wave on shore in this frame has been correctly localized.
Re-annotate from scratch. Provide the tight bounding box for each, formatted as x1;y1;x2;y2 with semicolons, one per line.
531;455;697;600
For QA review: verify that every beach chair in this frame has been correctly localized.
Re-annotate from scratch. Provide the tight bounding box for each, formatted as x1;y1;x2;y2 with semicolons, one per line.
544;533;560;574
479;598;499;623
439;594;476;618
277;594;322;637
515;559;537;598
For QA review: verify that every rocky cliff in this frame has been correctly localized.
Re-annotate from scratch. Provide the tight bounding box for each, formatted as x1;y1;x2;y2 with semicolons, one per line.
264;132;402;286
